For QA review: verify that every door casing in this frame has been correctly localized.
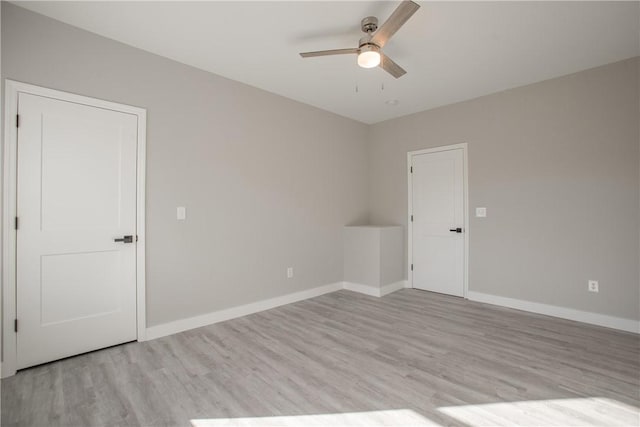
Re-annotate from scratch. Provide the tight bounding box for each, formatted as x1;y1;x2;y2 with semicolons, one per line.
2;80;147;378
407;143;469;296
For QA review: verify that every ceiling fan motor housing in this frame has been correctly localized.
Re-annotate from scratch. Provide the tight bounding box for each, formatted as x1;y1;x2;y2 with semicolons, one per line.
361;16;378;34
358;42;380;54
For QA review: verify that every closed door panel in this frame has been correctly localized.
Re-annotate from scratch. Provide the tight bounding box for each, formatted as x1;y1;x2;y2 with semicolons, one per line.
411;149;465;296
17;93;138;369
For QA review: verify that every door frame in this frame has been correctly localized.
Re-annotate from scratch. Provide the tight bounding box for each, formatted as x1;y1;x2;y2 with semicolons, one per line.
2;80;147;377
407;143;469;297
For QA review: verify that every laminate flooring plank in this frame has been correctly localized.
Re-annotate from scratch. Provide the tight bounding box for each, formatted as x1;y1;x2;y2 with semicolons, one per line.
2;289;639;427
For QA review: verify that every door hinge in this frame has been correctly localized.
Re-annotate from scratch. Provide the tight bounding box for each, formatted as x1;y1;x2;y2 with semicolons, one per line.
16;114;20;128
410;215;413;222
410;166;413;173
14;217;19;230
411;264;413;271
14;319;18;333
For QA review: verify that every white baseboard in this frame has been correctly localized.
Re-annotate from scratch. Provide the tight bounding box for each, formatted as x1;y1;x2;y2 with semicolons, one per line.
147;282;638;342
343;281;381;297
146;282;343;340
380;280;407;296
343;280;406;298
147;280;409;340
467;291;640;334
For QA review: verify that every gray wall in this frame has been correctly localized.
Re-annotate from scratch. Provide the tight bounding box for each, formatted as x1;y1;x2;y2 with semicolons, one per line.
368;57;640;321
3;3;639;327
1;3;369;326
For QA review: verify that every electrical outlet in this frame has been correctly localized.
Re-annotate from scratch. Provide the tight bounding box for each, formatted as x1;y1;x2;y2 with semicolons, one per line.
287;267;294;279
177;206;186;220
588;280;599;293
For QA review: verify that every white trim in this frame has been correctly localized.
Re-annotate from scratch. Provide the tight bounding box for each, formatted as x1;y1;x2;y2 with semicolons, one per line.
2;81;19;377
343;281;406;298
1;80;147;377
147;280;406;341
136;109;147;342
407;143;469;298
380;281;407;296
146;282;343;340
407;154;412;287
467;291;640;334
343;282;381;297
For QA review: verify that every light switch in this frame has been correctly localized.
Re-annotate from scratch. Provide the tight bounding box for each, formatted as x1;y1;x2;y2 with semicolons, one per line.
475;207;487;218
177;206;186;220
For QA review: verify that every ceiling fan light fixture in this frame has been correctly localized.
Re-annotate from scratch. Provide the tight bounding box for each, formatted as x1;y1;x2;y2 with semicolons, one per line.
299;0;419;78
357;45;381;68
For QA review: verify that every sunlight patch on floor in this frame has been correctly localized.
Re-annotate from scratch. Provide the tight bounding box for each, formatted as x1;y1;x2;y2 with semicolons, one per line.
191;409;440;426
438;397;640;426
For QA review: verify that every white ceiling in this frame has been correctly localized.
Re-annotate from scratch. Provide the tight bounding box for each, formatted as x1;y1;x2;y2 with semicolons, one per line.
13;1;640;124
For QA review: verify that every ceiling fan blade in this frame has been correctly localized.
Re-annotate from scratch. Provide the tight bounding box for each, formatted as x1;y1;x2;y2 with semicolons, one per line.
371;0;420;48
300;48;359;58
379;53;407;78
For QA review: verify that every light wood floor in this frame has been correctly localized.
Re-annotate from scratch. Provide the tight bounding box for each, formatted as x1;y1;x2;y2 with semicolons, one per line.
2;289;639;427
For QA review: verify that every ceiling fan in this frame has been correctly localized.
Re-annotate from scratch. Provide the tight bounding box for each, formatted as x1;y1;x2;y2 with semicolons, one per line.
299;0;420;79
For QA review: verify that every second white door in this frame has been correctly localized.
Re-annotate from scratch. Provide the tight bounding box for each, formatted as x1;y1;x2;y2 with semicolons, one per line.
16;91;139;369
410;147;466;297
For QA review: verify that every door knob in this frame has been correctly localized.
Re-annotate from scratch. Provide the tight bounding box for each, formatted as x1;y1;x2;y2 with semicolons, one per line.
114;235;134;243
449;228;463;233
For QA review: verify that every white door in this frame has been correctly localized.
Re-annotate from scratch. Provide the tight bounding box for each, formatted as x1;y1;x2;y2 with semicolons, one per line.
16;92;138;369
410;148;465;296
